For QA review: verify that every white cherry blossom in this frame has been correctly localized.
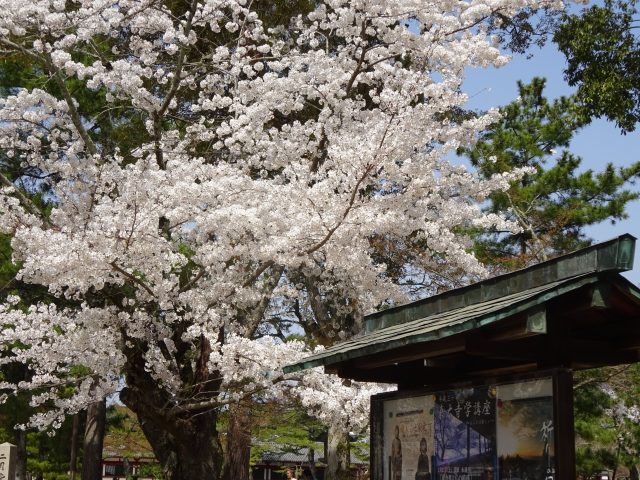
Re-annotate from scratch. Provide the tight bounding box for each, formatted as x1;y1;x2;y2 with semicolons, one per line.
0;0;567;475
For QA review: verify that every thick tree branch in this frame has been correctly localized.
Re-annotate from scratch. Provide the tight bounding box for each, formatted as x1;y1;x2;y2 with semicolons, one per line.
158;0;200;117
242;260;275;288
243;264;285;336
43;56;99;157
302;275;332;346
167;372;305;416
0;171;54;228
304;163;374;255
150;0;200;170
345;21;369;96
573;365;633;391
0;38;41;61
110;261;156;298
304;113;396;255
178;265;206;293
507;193;548;261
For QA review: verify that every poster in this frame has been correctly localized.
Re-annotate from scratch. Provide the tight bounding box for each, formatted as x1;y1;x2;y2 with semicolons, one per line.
433;387;497;480
379;377;556;480
496;378;555;480
383;395;435;480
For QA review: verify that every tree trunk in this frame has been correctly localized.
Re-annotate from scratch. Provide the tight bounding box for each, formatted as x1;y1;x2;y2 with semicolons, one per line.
119;326;227;480
222;400;252;480
325;424;350;480
69;413;79;480
15;428;27;480
308;447;318;480
81;399;106;480
138;408;222;480
121;387;223;480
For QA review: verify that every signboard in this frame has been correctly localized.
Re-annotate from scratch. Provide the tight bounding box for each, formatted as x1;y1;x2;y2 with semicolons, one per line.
376;377;555;480
0;442;16;480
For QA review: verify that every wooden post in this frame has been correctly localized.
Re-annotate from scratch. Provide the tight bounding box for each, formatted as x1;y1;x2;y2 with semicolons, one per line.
370;397;384;480
0;442;17;480
553;369;575;480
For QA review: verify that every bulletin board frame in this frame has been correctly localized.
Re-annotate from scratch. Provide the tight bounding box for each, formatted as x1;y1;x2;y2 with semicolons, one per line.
370;369;574;480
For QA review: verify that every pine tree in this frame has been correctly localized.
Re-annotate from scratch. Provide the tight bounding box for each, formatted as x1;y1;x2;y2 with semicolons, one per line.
461;78;640;270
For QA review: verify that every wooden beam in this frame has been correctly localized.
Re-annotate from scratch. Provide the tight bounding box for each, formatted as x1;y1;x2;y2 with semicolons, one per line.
336;362;447;384
543;283;598;318
570;349;640;368
351;336;465;370
597;318;640;335
339;355;525;387
538;312;571;369
551;337;639;369
616;336;640;351
352;314;539;371
476;314;530;341
333;365;398;383
465;335;546;362
464;362;538;379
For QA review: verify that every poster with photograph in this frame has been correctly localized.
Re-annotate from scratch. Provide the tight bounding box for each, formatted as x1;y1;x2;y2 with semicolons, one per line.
383;395;435;480
375;376;559;480
433;387;497;480
496;378;554;480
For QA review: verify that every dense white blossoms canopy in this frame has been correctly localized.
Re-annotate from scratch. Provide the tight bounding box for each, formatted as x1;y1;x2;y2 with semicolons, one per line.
0;0;565;431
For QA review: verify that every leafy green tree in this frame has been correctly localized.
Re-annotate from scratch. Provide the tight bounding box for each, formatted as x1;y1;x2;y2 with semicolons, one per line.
461;77;640;270
25;420;77;480
486;1;640;134
0;179;52;479
234;401;368;479
249;403;325;465
554;0;640;133
574;366;640;479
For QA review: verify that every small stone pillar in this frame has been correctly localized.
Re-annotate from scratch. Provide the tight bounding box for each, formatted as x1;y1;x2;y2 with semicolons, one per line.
0;443;16;480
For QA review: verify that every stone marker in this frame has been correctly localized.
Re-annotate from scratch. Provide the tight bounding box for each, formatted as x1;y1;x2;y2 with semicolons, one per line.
0;443;16;480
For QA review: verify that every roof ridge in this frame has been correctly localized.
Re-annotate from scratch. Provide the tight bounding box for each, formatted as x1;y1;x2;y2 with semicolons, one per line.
364;234;635;333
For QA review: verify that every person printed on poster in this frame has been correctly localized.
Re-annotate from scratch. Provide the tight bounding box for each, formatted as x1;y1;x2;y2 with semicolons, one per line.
392;425;402;480
415;437;431;480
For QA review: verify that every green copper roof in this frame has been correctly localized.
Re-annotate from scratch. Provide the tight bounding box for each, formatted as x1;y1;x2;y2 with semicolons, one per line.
284;234;637;374
365;233;635;333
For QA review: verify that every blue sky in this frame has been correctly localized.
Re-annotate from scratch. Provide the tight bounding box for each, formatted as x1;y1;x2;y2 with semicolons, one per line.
458;41;640;285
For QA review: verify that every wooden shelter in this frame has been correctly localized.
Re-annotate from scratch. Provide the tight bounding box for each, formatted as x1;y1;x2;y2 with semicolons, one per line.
285;234;640;480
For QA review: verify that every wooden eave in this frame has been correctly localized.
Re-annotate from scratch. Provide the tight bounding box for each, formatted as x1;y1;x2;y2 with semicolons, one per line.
284;235;640;387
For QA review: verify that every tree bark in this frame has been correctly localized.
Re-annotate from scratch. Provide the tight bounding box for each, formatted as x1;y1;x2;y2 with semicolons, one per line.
325;424;350;480
307;447;318;480
69;413;79;480
122;387;223;480
82;399;106;480
222;400;252;480
119;326;226;480
221;269;282;480
15;428;27;480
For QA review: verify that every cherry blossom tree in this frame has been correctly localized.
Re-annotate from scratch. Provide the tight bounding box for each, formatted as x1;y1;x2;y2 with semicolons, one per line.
0;0;566;479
